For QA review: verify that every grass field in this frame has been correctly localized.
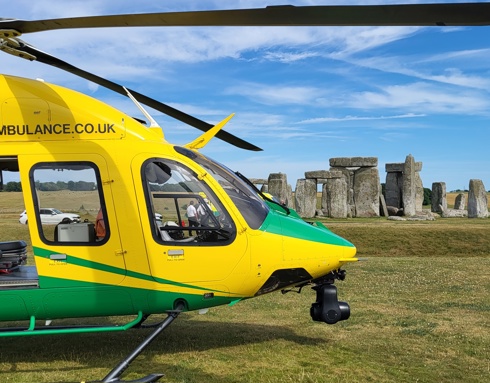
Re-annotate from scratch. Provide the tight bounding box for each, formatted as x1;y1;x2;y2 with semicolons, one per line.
0;191;489;383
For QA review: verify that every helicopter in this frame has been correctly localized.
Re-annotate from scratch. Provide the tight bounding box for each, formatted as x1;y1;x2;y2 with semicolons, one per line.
0;3;488;383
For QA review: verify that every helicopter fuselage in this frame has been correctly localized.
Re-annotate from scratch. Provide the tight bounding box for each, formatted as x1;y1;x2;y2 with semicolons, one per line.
0;74;357;333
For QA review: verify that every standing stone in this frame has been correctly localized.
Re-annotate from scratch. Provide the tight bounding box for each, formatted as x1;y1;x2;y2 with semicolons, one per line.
268;173;289;206
468;179;488;218
330;166;355;216
353;167;380;217
415;171;424;212
287;184;294;209
294;179;317;218
454;193;466;210
402;154;416;216
385;160;423;211
321;185;330;217
431;182;447;214
379;194;389;217
325;177;348;218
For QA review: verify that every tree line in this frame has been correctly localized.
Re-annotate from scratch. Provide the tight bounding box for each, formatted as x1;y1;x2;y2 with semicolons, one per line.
1;181;96;192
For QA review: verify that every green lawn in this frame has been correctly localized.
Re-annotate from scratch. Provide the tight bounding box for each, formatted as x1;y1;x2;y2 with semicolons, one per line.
0;191;489;383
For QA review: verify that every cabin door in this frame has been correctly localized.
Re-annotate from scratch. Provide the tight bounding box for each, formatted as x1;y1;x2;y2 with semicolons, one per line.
133;155;249;288
19;153;126;287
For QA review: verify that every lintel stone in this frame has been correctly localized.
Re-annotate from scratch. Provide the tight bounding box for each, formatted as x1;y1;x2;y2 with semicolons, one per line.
330;157;378;168
249;178;268;185
305;170;343;179
386;162;422;173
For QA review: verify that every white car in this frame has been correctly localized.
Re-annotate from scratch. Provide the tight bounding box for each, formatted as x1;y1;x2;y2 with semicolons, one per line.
19;208;81;225
155;213;163;225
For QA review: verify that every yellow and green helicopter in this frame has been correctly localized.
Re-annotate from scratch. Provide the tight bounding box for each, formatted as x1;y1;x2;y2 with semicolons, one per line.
0;3;488;382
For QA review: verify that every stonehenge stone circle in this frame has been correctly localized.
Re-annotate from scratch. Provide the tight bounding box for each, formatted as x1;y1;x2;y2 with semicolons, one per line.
254;154;485;221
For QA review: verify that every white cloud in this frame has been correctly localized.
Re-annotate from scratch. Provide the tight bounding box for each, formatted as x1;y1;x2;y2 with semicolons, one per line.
350;53;490;90
330;26;420;56
348;82;490;115
224;82;325;105
298;113;425;124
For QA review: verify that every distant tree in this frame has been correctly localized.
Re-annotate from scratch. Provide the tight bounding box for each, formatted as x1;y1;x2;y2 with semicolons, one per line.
423;188;431;206
74;180;96;191
4;181;22;192
38;182;60;191
56;181;68;190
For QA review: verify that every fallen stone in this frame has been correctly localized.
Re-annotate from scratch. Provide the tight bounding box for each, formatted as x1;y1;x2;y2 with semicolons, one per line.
441;208;468;218
387;216;407;221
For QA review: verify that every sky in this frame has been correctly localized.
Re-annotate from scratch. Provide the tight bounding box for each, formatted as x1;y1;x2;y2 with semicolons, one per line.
1;0;489;192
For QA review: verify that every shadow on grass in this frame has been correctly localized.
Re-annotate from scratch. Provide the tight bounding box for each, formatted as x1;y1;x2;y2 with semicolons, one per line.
0;315;325;381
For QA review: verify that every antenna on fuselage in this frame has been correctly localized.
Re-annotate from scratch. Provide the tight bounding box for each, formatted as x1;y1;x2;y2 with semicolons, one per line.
123;86;160;128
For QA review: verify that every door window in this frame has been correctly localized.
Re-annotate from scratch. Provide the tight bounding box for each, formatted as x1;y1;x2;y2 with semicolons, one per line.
30;162;108;244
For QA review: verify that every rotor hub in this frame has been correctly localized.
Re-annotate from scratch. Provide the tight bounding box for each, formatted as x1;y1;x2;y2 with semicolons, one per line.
0;29;36;60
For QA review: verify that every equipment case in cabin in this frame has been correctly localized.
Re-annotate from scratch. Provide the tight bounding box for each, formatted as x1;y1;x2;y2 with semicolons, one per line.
0;240;27;273
57;222;95;242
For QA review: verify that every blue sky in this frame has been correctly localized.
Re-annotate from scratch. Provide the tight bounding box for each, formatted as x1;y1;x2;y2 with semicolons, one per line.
2;0;489;191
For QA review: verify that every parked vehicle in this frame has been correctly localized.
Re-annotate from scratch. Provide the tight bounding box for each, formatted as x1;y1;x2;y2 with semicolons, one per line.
19;208;81;225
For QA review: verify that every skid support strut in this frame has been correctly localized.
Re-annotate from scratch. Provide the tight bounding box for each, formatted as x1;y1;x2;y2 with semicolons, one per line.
99;304;184;383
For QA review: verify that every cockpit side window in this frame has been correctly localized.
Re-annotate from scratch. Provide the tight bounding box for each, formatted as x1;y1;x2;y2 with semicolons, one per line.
29;162;109;245
173;146;269;229
142;158;236;245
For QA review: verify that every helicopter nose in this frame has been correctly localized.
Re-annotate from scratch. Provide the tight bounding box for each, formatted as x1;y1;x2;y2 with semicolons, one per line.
280;219;357;265
342;241;357;260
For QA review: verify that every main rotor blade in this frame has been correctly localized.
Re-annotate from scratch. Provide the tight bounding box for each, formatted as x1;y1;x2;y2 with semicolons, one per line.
16;43;261;151
2;3;490;33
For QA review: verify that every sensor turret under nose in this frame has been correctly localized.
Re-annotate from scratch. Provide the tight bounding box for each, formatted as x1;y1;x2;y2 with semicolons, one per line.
310;284;350;324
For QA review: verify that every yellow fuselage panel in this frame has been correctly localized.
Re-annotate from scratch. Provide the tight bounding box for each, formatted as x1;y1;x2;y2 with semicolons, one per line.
0;75;163;142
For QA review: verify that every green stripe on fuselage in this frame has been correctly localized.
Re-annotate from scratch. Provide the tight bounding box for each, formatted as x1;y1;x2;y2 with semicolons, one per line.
33;246;231;294
259;209;354;247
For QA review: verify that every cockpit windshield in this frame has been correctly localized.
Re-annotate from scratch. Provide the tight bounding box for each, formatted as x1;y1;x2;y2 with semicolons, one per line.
174;146;269;229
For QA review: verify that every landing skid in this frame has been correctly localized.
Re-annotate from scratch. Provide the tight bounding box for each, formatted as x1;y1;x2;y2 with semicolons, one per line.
92;305;184;383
